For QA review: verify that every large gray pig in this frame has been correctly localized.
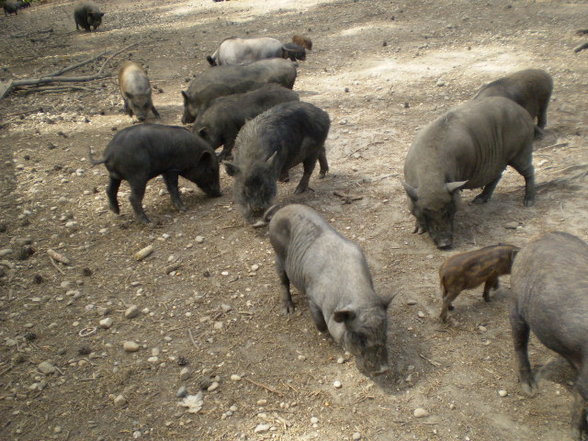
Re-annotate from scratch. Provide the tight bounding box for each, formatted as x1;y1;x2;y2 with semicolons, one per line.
510;232;588;440
266;204;392;375
118;61;160;122
474;68;553;137
206;37;306;66
224;101;330;223
181;58;297;124
402;96;535;249
194;84;299;160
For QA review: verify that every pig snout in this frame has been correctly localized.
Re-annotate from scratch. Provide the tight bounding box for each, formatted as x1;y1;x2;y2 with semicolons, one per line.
435;238;453;250
355;345;389;376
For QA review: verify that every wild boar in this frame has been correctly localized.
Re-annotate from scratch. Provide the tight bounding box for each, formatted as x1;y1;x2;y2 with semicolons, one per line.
16;0;31;9
266;204;392;375
402;96;535;250
74;2;104;31
4;1;19;15
438;243;519;322
181;58;297;124
89;124;221;224
206;36;306;66
510;231;588;440
473;69;553;137
292;35;313;50
224;101;330;223
194;84;300;160
118;61;160;122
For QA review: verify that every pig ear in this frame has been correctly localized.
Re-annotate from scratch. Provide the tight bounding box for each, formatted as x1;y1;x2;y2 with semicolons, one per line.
199;150;215;167
333;308;356;324
402;181;418;201
198;127;208;138
266;150;278;166
125;92;134;100
446;180;468;193
223;161;240;177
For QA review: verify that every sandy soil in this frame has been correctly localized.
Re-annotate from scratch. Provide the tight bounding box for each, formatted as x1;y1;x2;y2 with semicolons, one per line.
0;0;587;440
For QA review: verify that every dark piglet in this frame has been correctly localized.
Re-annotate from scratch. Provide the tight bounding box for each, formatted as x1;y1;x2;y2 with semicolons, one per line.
74;2;104;31
438;243;519;322
266;204;392;375
281;43;306;61
182;58;297;124
510;232;588;440
194;84;299;160
225;101;330;223
292;35;313;50
89;124;221;224
474;69;553;137
4;1;19;15
118;61;160;122
403;96;535;250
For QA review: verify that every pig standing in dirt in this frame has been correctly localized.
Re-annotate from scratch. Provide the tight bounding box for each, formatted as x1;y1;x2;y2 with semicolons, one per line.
3;1;19;15
118;61;160;122
194;84;299;160
206;37;306;66
181;58;297;124
224;101;330;223
266;204;392;375
89;124;221;224
402;96;535;249
510;231;588;440
438;244;519;322
74;2;104;31
474;68;553;137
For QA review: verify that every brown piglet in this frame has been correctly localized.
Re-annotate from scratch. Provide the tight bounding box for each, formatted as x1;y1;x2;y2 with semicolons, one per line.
438;244;519;321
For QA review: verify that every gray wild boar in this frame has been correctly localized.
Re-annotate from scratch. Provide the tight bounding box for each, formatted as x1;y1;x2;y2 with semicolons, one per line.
292;35;313;50
206;37;306;66
74;2;104;31
118;61;160;122
510;231;588;440
194;84;300;160
4;1;19;15
181;58;297;124
267;204;392;375
473;69;553;137
89;124;221;224
438;243;519;322
224;101;330;223
402;96;535;250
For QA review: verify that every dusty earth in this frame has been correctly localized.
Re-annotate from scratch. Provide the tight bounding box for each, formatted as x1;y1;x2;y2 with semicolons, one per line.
1;0;587;440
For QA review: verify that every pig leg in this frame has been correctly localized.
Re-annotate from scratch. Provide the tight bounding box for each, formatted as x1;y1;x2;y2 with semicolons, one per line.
279;169;290;183
294;156;318;194
571;365;588;441
276;258;295;313
510;306;536;395
472;175;502;204
510;157;535;207
151;105;160;119
106;177;122;215
318;147;329;178
440;287;459;322
127;178;150;224
123;99;133;117
308;300;328;332
162;172;185;212
482;276;499;302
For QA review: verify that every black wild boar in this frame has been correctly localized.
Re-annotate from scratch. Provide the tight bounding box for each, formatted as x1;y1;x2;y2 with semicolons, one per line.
194;84;299;160
510;231;588;440
182;58;297;124
438;243;519;322
4;1;19;15
118;61;160;122
402;96;535;250
292;35;313;50
224;101;330;223
266;204;392;375
74;2;104;32
89;124;221;224
473;69;553;137
16;0;30;8
206;37;306;66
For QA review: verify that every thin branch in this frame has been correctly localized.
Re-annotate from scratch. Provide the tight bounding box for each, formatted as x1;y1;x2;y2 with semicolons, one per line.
243;377;284;396
10;28;54;39
47;49;110;77
96;42;139;75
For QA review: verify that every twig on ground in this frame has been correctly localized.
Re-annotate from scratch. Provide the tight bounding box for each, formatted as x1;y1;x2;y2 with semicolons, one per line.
48;256;65;275
418;353;441;367
243;377;284;396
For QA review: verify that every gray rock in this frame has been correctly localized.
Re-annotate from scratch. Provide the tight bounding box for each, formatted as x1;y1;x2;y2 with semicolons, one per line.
125;305;140;319
38;361;57;375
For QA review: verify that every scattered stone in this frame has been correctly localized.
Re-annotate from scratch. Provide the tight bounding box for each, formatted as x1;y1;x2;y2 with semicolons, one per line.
0;249;12;258
436;79;445;87
352;433;362;440
257;399;267;406
250;264;259;272
147;356;159;363
207;381;219;392
417;311;425;318
504;221;519;230
449;402;456;410
176;386;188;398
254;424;270;433
478;325;487;332
180;367;191;381
230;374;241;381
221;271;229;276
333;380;342;389
498;389;508;397
310;416;319;424
38;361;56;375
123;341;140;352
134;245;154;261
113;394;127;407
78;346;92;356
406;299;417;305
413;408;429;418
195;236;204;243
99;317;113;329
220;304;232;313
125;305;140;319
200;376;214;390
178;392;203;413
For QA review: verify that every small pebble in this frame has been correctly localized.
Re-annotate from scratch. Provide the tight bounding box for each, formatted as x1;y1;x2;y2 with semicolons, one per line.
417;311;425;318
413;408;429;418
250;264;259;271
333;380;342;389
99;317;113;329
504;221;519;230
352;433;361;441
125;305;140;319
38;361;56;375
498;389;508;397
113;394;127;407
221;271;229;276
337;357;345;364
180;367;191;381
123;341;140;352
195;236;204;243
254;424;270;433
207;381;219;392
176;386;188;398
230;374;241;381
406;299;417;305
310;416;319;424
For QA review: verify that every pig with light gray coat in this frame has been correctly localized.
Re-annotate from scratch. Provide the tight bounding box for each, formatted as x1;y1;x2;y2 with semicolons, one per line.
207;36;306;66
266;204;392;376
118;61;160;122
403;96;535;250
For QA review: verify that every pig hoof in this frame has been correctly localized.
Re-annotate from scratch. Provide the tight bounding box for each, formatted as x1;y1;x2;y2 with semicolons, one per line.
472;195;489;204
524;198;535;207
447;304;454;311
283;301;295;314
319;170;328;179
521;379;537;396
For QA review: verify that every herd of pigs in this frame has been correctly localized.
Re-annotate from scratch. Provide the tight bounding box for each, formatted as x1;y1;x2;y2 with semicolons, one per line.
11;2;588;438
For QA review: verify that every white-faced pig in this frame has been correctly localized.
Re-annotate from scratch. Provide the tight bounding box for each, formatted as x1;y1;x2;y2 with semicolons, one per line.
402;96;535;250
267;204;392;375
194;84;299;160
510;231;588;440
181;58;297;124
74;2;104;31
224;101;330;223
118;61;160;122
206;36;306;66
438;243;519;322
474;69;553;137
89;124;221;224
292;35;313;50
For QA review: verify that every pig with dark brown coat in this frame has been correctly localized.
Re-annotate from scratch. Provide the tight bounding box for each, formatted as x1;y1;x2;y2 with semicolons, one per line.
510;232;588;440
438;243;519;322
473;69;553;137
403;96;535;250
266;204;392;376
118;61;160;122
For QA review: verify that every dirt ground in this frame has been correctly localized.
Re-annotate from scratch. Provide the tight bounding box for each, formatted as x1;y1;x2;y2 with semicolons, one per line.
0;0;587;440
